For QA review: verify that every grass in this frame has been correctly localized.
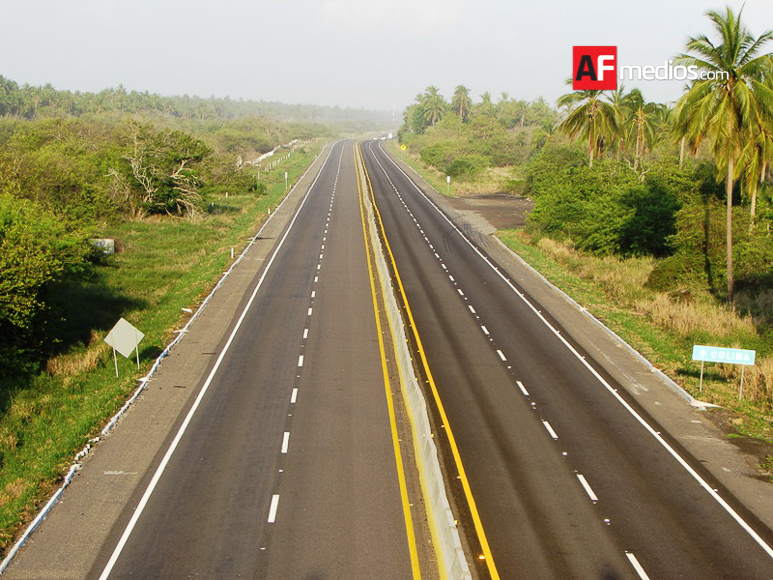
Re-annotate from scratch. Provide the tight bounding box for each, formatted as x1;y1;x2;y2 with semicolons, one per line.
386;141;513;197
497;230;773;442
0;141;324;551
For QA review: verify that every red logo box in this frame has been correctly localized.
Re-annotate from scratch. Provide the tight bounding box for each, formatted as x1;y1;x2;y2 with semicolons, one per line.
573;46;617;90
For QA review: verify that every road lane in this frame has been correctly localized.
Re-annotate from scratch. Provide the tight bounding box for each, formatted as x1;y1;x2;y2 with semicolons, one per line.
92;140;419;579
361;139;773;579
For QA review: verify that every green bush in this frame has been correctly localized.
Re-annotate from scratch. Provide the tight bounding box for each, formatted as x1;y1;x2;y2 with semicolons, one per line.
0;194;89;369
445;155;490;178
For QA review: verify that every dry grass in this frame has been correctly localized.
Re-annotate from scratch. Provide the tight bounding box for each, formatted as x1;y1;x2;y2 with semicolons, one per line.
537;237;575;264
517;235;772;406
736;289;773;328
734;356;773;403
0;480;25;509
46;331;110;377
636;294;756;338
537;237;653;303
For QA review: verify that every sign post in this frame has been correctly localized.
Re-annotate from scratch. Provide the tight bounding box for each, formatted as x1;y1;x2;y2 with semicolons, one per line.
691;345;756;399
105;318;145;378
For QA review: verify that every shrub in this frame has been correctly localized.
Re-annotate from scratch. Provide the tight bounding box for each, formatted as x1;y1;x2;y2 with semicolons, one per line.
445;154;490;178
0;194;89;370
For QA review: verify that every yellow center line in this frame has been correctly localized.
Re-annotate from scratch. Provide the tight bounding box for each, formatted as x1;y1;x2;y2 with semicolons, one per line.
354;143;422;580
357;142;501;580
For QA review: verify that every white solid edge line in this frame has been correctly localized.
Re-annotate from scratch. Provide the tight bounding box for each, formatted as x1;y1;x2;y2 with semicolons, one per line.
371;140;773;561
625;552;651;580
577;474;598;502
96;141;343;580
267;495;280;523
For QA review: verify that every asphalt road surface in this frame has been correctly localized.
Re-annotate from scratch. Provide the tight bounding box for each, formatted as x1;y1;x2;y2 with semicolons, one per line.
91;140;421;579
360;139;773;580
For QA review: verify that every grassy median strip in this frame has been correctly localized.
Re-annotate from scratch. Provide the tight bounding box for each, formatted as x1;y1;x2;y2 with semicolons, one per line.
0;142;323;551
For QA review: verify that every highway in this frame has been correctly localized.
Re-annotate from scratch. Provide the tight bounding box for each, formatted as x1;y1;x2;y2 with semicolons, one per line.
88;140;423;579
359;139;773;580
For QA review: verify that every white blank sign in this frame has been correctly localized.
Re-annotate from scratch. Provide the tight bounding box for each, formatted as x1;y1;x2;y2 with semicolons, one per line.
105;318;144;359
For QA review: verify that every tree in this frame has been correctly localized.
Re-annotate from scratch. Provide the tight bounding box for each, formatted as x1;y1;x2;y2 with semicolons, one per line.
622;89;661;174
0;193;88;354
558;85;619;168
108;122;210;217
477;91;495;116
675;6;773;300
420;86;446;127
740;100;773;227
451;85;472;121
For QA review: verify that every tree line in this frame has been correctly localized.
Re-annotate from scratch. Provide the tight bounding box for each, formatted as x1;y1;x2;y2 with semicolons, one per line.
399;7;772;310
0;76;391;129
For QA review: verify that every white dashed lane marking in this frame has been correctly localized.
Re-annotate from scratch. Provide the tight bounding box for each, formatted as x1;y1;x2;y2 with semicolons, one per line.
626;553;651;580
281;432;290;454
542;420;558;440
577;474;598;502
267;495;280;523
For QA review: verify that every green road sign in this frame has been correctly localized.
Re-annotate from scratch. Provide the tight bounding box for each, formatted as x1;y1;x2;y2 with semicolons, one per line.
692;345;756;365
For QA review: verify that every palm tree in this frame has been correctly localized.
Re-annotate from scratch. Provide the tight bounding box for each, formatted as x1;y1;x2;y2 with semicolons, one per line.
606;85;628;157
451;85;472;121
670;97;702;168
421;86;446;127
675;7;773;301
740;106;773;228
622;89;661;172
558;84;618;168
478;91;495;116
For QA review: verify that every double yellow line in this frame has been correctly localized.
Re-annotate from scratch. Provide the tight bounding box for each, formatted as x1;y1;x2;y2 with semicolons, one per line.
356;142;500;580
355;144;422;579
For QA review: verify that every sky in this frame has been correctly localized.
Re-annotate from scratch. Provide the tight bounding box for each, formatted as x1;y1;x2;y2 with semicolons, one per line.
2;0;772;117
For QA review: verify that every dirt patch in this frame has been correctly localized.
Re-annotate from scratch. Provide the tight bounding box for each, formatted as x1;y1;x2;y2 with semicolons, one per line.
446;192;533;231
702;407;773;482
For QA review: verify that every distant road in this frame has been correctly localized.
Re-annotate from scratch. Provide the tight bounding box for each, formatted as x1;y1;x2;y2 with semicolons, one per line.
361;139;773;580
89;140;420;579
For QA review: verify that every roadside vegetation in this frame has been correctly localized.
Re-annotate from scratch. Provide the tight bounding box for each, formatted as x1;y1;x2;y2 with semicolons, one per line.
397;7;773;446
0;77;380;550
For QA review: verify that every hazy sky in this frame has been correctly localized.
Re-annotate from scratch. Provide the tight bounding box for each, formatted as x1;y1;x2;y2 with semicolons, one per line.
2;0;772;115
